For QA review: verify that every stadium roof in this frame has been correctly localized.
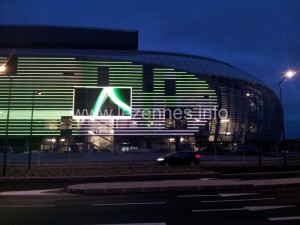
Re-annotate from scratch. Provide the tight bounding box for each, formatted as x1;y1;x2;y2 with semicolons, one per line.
0;25;138;50
0;25;262;84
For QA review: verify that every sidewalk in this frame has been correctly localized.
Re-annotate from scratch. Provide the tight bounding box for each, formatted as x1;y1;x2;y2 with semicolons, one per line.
67;177;300;194
2;152;299;164
1;161;300;182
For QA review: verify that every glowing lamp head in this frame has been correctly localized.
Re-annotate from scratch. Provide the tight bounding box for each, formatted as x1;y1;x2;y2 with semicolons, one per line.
0;65;6;72
285;70;296;78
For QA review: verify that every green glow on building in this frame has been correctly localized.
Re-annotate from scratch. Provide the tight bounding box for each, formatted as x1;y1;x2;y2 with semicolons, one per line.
91;87;131;117
0;56;218;136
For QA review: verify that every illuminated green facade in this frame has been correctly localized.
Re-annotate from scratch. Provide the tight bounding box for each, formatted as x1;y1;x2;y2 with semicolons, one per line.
0;57;217;136
0;26;282;153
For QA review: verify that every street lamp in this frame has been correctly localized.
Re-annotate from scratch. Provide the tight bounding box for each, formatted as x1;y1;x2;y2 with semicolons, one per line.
279;70;296;168
0;65;6;72
1;64;10;177
27;90;42;170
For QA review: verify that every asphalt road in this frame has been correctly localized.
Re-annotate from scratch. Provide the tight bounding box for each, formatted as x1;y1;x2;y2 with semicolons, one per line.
0;187;300;225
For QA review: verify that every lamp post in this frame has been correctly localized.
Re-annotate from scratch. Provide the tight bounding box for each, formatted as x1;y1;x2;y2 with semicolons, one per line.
1;64;10;177
279;70;296;168
27;90;42;170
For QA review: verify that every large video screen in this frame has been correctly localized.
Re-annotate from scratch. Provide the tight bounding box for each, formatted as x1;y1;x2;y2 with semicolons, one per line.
73;87;131;119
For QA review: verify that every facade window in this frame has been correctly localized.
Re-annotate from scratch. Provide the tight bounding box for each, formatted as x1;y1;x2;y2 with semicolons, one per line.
48;120;58;130
60;116;72;137
97;66;109;86
179;119;187;129
165;119;176;129
63;71;74;77
165;79;176;95
143;65;153;92
61;116;72;130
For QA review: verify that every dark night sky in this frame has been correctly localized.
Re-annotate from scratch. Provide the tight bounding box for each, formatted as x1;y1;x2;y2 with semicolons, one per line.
1;0;300;138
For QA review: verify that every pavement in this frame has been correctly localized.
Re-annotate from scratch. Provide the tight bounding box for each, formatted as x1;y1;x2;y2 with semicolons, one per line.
1;153;300;195
2;151;300;164
67;177;300;194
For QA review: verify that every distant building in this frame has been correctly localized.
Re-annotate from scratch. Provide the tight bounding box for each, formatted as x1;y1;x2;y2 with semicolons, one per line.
0;25;282;153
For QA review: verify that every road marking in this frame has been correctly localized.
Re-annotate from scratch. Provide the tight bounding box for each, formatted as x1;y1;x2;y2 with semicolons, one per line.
193;205;296;213
198;178;220;181
219;193;259;197
0;205;55;208
193;208;246;212
268;216;300;221
178;194;217;198
178;193;259;198
0;189;64;196
94;202;166;206
202;197;275;203
84;223;167;225
246;205;297;212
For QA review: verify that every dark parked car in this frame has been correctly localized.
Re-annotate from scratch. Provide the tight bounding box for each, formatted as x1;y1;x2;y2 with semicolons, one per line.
157;151;201;165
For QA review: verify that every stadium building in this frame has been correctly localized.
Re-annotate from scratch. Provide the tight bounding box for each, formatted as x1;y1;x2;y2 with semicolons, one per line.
0;25;282;153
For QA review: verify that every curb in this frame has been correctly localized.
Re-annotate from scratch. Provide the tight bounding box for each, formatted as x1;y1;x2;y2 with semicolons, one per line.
66;184;254;194
1;171;300;183
2;170;300;183
0;173;221;183
66;182;300;195
66;181;300;195
222;171;300;179
66;178;300;195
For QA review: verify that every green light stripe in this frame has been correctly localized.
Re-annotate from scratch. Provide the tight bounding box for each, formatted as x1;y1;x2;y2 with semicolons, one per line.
0;56;218;136
92;88;109;116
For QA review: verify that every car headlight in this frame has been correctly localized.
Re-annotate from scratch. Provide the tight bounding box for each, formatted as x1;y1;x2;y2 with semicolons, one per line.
157;158;165;162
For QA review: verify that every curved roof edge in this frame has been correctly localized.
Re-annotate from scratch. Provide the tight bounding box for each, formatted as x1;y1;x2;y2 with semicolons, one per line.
0;48;264;85
130;50;236;68
88;50;264;85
